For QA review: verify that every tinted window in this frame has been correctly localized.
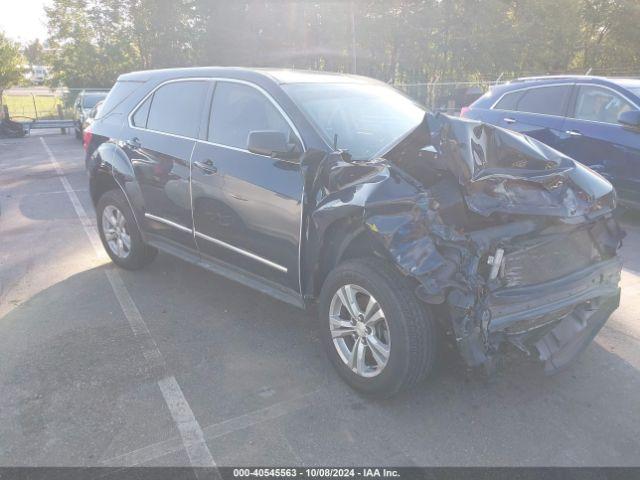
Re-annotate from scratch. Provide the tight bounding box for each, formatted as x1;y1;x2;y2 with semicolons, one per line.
515;86;571;116
82;93;107;108
98;81;143;119
132;95;152;128
147;81;209;138
493;90;524;111
573;85;635;124
209;82;297;150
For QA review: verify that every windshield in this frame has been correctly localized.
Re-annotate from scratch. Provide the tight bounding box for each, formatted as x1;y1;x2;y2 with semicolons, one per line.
283;82;425;160
629;87;640;98
82;92;107;108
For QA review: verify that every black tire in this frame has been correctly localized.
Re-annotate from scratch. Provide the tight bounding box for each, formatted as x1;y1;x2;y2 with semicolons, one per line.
319;257;437;397
96;189;157;270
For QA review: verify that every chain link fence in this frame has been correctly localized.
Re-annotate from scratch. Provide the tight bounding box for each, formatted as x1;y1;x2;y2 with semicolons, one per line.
1;88;109;121
394;80;498;115
3;73;639;122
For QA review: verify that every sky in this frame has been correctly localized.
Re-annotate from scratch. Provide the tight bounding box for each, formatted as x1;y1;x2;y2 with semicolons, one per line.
0;0;51;43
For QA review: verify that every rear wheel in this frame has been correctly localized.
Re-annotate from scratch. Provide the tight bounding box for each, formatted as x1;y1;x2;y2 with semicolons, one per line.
319;257;437;397
96;189;157;270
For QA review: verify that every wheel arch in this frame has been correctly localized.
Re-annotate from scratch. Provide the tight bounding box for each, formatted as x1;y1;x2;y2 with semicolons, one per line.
89;142;145;237
309;216;392;298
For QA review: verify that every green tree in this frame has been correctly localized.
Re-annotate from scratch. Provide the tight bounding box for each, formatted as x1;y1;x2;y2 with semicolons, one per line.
45;0;140;88
0;31;25;106
23;39;45;67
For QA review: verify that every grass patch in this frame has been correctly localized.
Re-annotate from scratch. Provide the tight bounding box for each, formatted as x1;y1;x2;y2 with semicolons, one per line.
2;94;64;120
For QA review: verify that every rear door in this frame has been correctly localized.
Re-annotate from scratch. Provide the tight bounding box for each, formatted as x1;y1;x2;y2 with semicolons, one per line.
190;80;305;290
490;84;572;148
126;79;211;248
560;84;640;205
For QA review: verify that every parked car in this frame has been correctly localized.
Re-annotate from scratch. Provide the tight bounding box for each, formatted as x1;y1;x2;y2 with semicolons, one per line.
82;100;103;131
73;90;108;139
462;76;640;208
86;68;623;396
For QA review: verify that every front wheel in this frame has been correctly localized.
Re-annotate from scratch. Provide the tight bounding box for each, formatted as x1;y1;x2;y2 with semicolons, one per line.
96;189;157;270
319;258;437;397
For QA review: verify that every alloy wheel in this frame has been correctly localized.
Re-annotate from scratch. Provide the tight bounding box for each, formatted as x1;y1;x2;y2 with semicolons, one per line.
102;205;131;259
329;284;391;378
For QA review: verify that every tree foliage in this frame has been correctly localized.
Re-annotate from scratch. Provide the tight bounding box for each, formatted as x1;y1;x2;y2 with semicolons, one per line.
23;39;45;67
0;31;25;104
42;0;640;89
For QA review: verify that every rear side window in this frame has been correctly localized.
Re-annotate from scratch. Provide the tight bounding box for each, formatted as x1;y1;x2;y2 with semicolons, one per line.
514;86;571;116
146;81;209;138
494;85;571;116
208;82;296;150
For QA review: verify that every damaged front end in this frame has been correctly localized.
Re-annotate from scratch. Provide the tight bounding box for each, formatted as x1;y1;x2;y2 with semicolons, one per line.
306;114;624;374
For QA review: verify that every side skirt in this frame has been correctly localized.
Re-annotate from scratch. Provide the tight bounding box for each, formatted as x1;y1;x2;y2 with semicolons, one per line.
146;234;306;310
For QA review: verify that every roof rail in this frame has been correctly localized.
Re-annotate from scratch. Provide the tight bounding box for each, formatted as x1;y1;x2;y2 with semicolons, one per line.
512;74;602;83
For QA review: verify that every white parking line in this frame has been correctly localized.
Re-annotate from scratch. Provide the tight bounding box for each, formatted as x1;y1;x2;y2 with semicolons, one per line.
40;138;218;475
102;389;319;466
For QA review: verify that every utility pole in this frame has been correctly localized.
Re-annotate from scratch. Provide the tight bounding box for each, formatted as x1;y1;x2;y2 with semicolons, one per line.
351;1;357;74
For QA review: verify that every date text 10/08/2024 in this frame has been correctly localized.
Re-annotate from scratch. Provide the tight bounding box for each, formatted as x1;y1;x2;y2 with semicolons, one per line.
232;468;401;478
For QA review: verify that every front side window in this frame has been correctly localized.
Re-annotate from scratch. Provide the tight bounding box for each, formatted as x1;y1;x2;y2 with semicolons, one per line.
208;82;297;150
146;81;209;138
283;82;425;160
572;85;635;124
514;85;571;116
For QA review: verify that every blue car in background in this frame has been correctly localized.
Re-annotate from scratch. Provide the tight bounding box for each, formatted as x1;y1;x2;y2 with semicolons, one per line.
462;76;640;208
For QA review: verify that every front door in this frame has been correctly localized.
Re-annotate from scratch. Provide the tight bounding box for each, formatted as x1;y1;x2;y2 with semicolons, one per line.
191;80;304;290
559;84;640;206
126;79;211;247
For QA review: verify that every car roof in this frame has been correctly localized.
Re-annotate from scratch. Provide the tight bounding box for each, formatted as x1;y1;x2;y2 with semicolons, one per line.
117;66;386;86
495;75;640;91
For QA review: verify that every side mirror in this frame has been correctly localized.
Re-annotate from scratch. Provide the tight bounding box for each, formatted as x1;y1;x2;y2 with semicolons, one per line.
247;130;299;159
618;110;640;129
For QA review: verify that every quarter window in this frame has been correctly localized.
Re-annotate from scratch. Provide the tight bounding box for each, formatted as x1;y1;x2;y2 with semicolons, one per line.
493;90;524;111
572;85;634;124
132;95;152;128
208;82;297;151
145;81;209;138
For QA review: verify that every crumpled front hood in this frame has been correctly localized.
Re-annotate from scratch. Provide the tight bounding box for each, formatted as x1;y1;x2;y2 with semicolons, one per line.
383;113;616;219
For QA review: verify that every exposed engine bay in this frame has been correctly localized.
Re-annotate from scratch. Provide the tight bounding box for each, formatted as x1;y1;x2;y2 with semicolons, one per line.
305;113;624;373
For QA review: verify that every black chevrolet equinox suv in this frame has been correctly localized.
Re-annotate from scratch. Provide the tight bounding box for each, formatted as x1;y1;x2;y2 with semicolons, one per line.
86;67;623;396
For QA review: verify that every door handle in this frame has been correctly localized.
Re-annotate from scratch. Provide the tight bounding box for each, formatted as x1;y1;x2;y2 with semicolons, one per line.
194;159;217;174
125;137;141;148
504;117;516;124
566;129;582;136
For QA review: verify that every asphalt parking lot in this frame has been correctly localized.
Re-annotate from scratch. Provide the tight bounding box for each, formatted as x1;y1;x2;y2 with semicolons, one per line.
1;132;640;468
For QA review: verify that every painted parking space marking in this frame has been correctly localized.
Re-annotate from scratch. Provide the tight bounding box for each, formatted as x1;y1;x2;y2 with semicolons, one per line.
41;137;217;476
102;389;319;466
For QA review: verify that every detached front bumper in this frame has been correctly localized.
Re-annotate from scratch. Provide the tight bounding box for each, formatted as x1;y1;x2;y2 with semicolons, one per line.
485;257;621;373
